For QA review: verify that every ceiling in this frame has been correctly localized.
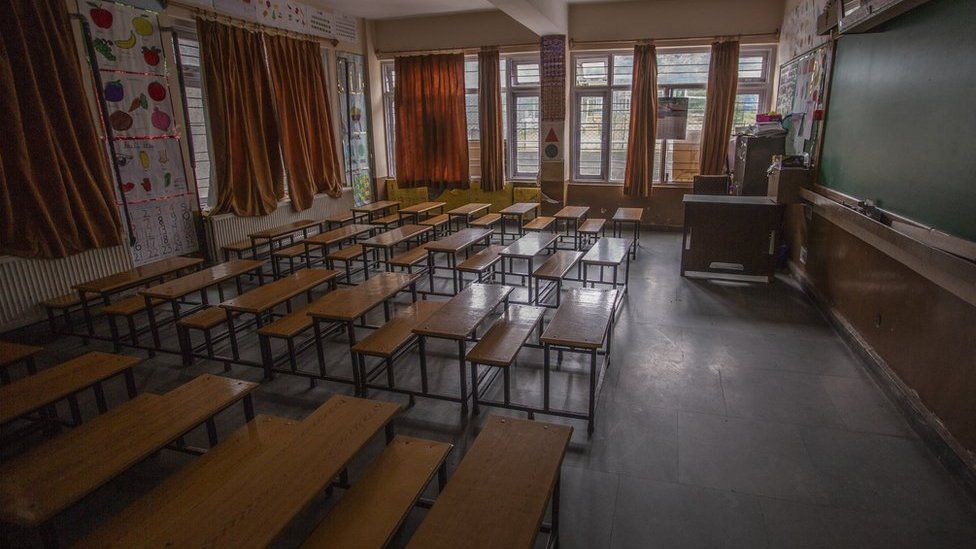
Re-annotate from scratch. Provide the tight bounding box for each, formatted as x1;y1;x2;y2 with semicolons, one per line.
311;0;618;21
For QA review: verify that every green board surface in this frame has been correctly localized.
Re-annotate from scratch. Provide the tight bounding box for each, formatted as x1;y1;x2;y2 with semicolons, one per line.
819;0;976;242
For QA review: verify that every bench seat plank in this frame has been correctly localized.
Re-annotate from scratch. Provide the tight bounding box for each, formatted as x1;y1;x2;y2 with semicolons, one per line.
498;203;539;216
256;303;316;339
78;415;298;548
533;251;583;280
581;237;630;266
84;395;399;547
465;305;545;366
0;341;42;368
612;207;643;222
373;213;402;226
413;283;514;340
539;289;618;349
418;213;450;227
406;416;572;549
352;200;400;214
249;219;319;240
220;269;337;315
102;295;164;316
456;245;507;273
177;306;231;331
389;244;431;267
304;224;375;249
272;243;308;258
0;374;257;526
352;300;445;358
447;203;491;217
327;245;366;261
303;435;452;549
0;351;140;425
523;216;555;231
554;206;589;220
578;218;606;234
468;213;501;227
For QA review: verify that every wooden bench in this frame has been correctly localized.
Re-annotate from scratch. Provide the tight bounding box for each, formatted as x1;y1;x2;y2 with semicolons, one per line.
532;250;584;307
611;207;643;259
0;341;40;385
0;374;257;529
272;242;312;276
523;216;555;232
468;212;501;230
581;237;631;292
456;245;507;288
467;306;545;415
176;307;234;369
257;302;340;383
303;436;452;549
41;293;98;335
102;295;165;352
353;300;444;395
418;213;451;237
578;218;607;247
222;238;270;262
323;211;357;229
406;416;572;549
0;351;139;428
389;244;431;273
372;212;401;229
77;395;398;548
327;244;368;283
446;202;491;231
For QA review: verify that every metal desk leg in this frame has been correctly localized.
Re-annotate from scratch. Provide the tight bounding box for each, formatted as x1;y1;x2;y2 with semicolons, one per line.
145;295;161;349
543;343;551;411
588;348;597;435
458;339;468;415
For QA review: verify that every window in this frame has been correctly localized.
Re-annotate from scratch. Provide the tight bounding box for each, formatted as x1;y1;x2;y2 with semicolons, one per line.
382;62;396;176
174;32;213;210
570;46;774;184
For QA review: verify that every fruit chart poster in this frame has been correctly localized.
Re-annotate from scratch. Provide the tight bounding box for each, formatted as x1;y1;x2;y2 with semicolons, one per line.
81;0;198;265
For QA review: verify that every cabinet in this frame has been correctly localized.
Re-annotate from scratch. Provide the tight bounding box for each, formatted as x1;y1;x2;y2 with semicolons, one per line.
731;135;785;196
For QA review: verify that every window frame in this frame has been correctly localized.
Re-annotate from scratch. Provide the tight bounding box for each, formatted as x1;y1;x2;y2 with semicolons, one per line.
173;26;214;211
504;55;542;182
570;52;631;182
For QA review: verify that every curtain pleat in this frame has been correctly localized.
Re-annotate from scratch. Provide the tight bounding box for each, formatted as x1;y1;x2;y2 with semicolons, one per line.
699;40;739;176
0;0;122;258
197;18;283;216
478;47;504;192
264;34;344;210
623;43;658;198
394;54;469;189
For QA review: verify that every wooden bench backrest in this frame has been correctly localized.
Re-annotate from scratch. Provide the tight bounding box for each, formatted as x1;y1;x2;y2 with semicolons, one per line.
406;416;571;549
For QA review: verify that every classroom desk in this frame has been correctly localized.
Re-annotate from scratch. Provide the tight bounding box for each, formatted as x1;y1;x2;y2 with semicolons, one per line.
581;237;631;293
138;259;265;349
680;195;784;282
361;225;432;270
612;207;643;259
500;232;559;303
351;200;400;223
220;269;337;363
0;342;41;385
423;228;493;295
498;202;540;243
73;256;204;337
413;283;514;414
397;201;446;225
307;272;420;392
302;223;376;263
248;219;322;271
446;203;491;232
554;206;589;249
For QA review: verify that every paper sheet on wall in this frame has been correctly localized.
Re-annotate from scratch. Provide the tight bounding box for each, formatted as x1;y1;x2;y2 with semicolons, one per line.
332;14;359;42
128;195;198;266
307;8;334;37
115;138;189;202
81;0;166;75
256;1;308;32
213;0;257;20
102;73;177;138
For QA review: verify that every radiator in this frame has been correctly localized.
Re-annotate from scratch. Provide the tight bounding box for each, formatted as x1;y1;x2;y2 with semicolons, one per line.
0;245;133;332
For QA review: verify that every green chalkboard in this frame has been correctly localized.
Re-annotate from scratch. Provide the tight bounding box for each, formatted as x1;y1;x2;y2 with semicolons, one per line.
819;0;976;242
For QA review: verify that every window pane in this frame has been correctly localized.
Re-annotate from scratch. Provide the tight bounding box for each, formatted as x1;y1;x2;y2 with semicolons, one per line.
513;61;540;86
732;92;761;131
609;90;631;181
464;58;478;90
466;92;479;140
612;54;634;87
514;95;539;175
738;55;765;80
657;52;710;85
667;87;707;182
577;95;604;177
575;56;608;87
176;35;210;209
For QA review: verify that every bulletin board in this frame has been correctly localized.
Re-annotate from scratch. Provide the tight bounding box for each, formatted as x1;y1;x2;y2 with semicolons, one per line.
775;41;832;165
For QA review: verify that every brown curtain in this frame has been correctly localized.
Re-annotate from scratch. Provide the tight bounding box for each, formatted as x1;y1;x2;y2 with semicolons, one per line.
623;43;658;198
478;47;504;192
197;18;283;216
264;34;344;210
699;39;740;176
394;54;469;189
0;0;122;259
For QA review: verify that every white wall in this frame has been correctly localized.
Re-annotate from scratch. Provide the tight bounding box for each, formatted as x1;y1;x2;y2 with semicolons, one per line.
373;10;539;52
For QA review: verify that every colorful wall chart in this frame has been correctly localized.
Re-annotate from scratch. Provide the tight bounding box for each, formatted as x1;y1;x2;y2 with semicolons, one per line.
256;1;307;33
128;197;198;266
82;1;166;74
115;138;189;201
101;73;176;138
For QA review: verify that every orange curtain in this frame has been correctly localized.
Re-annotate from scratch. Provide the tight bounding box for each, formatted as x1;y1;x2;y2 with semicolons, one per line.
623;43;658;198
197;18;283;216
699;39;739;176
0;0;122;259
264;34;344;210
478;47;504;192
394;54;469;189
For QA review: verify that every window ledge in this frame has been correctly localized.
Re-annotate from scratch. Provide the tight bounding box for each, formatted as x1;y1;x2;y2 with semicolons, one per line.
568;180;693;189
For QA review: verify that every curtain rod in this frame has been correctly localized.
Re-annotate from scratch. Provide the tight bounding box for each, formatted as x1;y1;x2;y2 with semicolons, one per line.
167;0;339;46
375;42;540;59
570;31;780;49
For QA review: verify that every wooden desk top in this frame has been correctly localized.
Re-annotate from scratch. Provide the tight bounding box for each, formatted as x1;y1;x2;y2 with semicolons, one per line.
80;395;399;547
362;224;431;249
352;200;400;213
304;224;374;247
248;219;319;240
0;352;140;425
0;374;257;526
540;288;617;349
612;207;644;222
581;237;630;266
499;202;540;216
74;256;203;294
413;283;513;340
0;341;41;368
554;205;589;219
307;272;420;322
424;228;492;253
139;260;264;300
465;305;545;367
220;268;337;314
682;195;777;206
500;232;559;259
399;201;446;214
406;416;572;549
447;203;491;216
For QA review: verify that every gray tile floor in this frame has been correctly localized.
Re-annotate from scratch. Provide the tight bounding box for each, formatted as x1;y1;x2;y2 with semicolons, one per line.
3;231;975;548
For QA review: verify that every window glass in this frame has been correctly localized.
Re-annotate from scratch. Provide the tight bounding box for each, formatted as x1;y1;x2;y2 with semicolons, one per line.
609;89;631;181
513;94;540;176
175;35;212;210
575;57;609;87
657;52;710;85
577;94;605;177
612;54;634;87
513;61;540;86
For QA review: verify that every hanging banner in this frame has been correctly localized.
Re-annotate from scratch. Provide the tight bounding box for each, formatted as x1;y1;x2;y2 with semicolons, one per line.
81;1;166;74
